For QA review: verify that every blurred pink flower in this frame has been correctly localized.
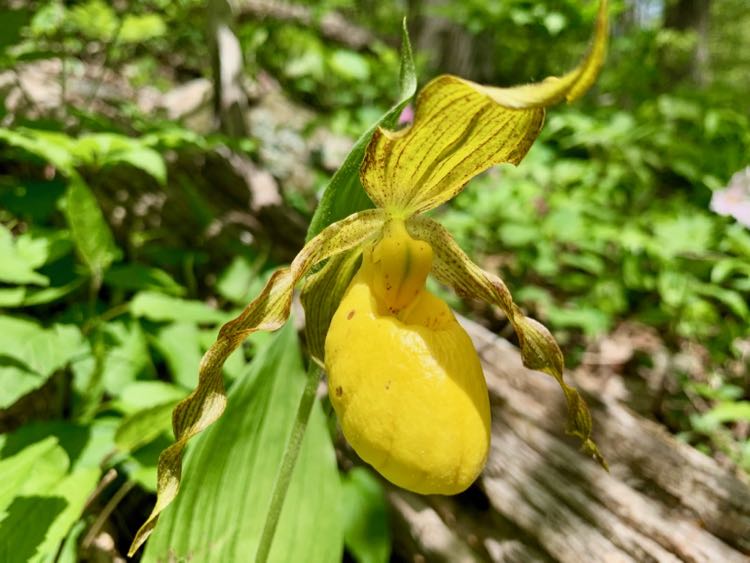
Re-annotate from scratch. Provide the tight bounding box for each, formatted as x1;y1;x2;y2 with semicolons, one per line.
710;167;750;228
398;104;414;125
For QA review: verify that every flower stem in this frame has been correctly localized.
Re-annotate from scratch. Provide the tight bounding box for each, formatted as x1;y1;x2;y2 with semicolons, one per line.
255;362;322;563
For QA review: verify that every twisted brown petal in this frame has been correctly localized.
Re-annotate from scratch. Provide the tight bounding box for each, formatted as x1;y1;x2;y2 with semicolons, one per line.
407;216;606;468
128;208;385;555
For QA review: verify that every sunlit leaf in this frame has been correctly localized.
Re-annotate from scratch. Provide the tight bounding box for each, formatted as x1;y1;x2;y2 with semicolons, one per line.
67;0;118;41
0;224;49;286
115;401;178;453
0;128;75;173
101;320;152;395
63;174;121;279
0;317;83;409
152;322;203;388
0;419;117;472
74;134;167;184
0;467;99;563
114;381;187;414
0;438;60;511
0;433;101;563
129;292;227;324
119;13;166;43
143;325;342;562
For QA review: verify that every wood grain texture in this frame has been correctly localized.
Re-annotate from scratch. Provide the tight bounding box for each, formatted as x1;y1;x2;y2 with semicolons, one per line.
385;318;750;563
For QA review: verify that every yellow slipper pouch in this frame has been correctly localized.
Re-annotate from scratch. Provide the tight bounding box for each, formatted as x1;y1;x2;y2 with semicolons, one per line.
325;220;491;494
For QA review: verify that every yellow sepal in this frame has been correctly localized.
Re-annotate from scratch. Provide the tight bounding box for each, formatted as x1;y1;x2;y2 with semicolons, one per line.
360;0;609;216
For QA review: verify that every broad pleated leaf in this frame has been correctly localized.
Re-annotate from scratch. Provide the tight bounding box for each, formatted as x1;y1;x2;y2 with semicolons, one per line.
128;208;384;555
143;324;342;563
360;0;608;216
307;18;416;239
408;217;606;468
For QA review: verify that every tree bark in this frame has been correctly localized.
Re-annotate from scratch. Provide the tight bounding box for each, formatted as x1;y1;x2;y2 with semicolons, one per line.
408;0;477;78
664;0;711;85
381;317;750;562
209;0;250;137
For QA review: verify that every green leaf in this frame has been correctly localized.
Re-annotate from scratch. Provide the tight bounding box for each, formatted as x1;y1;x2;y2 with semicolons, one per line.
0;287;26;306
651;213;714;259
0;8;31;50
0;420;117;473
705;402;750;424
30;2;66;37
0;317;84;409
0;128;75;173
216;256;267;305
104;264;184;295
74;134;167;184
114;381;187;414
711;258;750;284
0;467;99;563
0;434;101;563
151;322;203;388
306;18;416;239
143;324;342;562
67;0;118;41
0;227;48;284
695;282;749;319
101;320;152;395
329;50;370;81
119;13;166;43
341;468;390;563
0;438;60;511
18;278;86;307
129;292;227;324
115;401;177;453
63;174;121;278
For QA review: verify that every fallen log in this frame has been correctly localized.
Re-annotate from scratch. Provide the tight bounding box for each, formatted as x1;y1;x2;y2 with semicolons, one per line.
385;318;750;562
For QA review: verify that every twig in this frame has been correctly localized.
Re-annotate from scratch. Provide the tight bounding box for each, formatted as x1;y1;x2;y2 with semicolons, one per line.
82;480;136;549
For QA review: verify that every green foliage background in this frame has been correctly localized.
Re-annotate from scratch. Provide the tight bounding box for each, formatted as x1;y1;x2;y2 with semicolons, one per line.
0;0;748;561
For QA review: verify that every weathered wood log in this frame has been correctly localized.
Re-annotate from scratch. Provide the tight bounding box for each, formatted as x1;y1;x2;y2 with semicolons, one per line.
385;318;750;562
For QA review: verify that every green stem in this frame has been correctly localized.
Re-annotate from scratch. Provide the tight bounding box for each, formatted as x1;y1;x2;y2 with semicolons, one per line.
255;363;322;563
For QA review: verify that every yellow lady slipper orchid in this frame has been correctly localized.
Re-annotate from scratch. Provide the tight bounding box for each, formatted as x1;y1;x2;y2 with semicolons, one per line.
325;219;490;494
129;1;609;554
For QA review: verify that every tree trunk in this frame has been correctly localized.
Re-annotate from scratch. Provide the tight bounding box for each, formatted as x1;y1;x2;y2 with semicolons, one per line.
408;0;477;78
209;0;250;137
382;317;750;562
664;0;711;85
